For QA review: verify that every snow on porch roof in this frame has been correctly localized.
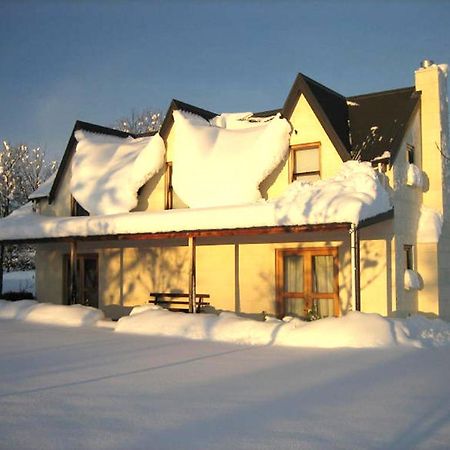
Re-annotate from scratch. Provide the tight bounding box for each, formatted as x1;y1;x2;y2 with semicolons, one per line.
0;162;393;244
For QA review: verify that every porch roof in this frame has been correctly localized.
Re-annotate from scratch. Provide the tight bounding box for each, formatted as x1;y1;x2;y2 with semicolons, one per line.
0;201;393;245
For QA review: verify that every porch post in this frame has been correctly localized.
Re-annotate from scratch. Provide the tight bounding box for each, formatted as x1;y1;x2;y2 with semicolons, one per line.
350;224;361;311
0;244;4;295
188;236;197;314
69;240;78;305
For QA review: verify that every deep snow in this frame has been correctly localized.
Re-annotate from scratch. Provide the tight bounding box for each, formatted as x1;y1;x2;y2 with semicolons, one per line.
0;320;449;450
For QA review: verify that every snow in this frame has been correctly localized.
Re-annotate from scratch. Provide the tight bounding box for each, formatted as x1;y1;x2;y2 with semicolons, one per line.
417;205;443;243
210;112;276;129
2;270;35;294
0;299;37;319
406;163;424;188
0;161;392;242
171;110;291;207
71;130;165;215
28;172;56;200
0;300;104;326
371;150;391;163
0;319;449;450
404;269;422;290
273;160;391;225
116;308;424;348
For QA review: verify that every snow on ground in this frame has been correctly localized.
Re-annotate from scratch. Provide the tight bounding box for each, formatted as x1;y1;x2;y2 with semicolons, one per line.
0;319;449;450
0;300;104;326
71;130;165;215
2;300;449;349
116;307;427;348
2;270;35;294
0;161;391;242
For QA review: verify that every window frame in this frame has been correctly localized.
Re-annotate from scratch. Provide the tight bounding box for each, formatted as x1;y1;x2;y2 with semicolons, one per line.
406;143;415;165
289;142;321;183
275;246;339;319
404;244;415;271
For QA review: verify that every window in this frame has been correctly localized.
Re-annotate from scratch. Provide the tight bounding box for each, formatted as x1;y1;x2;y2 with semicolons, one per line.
406;144;415;164
276;247;339;319
290;143;321;183
71;196;89;216
404;244;414;270
165;161;173;210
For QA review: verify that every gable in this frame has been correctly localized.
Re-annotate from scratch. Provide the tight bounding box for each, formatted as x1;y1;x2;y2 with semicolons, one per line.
282;73;351;162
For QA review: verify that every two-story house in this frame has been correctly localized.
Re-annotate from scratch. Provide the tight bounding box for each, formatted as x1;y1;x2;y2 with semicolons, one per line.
0;61;448;321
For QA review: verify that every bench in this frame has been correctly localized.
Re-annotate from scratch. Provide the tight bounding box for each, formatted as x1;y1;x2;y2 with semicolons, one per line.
149;292;210;313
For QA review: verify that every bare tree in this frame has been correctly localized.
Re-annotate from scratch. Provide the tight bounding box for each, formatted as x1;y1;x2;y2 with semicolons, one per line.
113;109;163;134
0;141;58;293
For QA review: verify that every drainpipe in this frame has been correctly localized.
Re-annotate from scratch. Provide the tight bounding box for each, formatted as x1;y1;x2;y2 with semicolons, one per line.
69;240;78;305
350;223;361;311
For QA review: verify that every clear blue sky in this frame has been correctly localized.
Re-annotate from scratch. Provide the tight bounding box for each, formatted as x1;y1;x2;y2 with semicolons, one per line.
1;0;450;160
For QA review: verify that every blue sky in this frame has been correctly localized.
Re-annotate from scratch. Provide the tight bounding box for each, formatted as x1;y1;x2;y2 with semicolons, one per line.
1;0;450;160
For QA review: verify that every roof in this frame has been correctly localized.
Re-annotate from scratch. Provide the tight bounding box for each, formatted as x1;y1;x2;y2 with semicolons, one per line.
280;73;419;164
348;87;420;162
48;121;155;203
282;73;352;162
159;99;217;141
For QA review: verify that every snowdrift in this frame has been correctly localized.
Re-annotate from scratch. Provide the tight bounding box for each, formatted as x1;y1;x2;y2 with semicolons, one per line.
0;300;104;326
116;307;450;349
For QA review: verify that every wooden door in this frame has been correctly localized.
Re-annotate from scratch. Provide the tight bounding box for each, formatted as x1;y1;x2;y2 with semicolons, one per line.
276;247;339;319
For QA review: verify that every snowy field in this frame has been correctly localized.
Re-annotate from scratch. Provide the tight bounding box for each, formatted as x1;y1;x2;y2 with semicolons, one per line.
2;270;35;295
1;306;450;449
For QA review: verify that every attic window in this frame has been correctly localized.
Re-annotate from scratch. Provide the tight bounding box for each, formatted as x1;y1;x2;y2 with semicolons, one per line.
290;143;321;183
165;161;173;210
406;144;415;164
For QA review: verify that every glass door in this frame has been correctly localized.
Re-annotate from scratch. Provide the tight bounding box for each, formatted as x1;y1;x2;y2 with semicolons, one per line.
276;247;338;319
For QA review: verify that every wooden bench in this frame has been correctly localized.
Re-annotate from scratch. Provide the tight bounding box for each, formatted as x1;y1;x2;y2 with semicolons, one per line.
149;292;210;313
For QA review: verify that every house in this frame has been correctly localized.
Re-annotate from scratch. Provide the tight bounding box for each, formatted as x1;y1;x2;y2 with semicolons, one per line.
0;61;448;321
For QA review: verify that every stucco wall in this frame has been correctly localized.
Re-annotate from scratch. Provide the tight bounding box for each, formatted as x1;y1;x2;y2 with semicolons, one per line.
35;243;68;304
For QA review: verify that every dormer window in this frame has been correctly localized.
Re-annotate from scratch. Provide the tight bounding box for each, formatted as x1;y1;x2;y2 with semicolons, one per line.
71;196;89;216
406;144;415;164
290;142;321;183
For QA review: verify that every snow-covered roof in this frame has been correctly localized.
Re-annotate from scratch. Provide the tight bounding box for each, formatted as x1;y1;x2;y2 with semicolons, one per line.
28;172;57;200
71;130;165;215
0;162;392;242
172;111;291;208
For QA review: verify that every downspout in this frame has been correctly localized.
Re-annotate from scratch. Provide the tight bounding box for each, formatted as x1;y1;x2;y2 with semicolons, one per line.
69;240;78;305
350;223;361;311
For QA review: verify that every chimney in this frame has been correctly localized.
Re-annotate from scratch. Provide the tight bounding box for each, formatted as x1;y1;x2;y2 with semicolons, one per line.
415;61;449;215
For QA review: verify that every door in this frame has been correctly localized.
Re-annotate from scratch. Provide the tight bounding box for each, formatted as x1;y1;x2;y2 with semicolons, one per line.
65;254;99;308
276;247;339;319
